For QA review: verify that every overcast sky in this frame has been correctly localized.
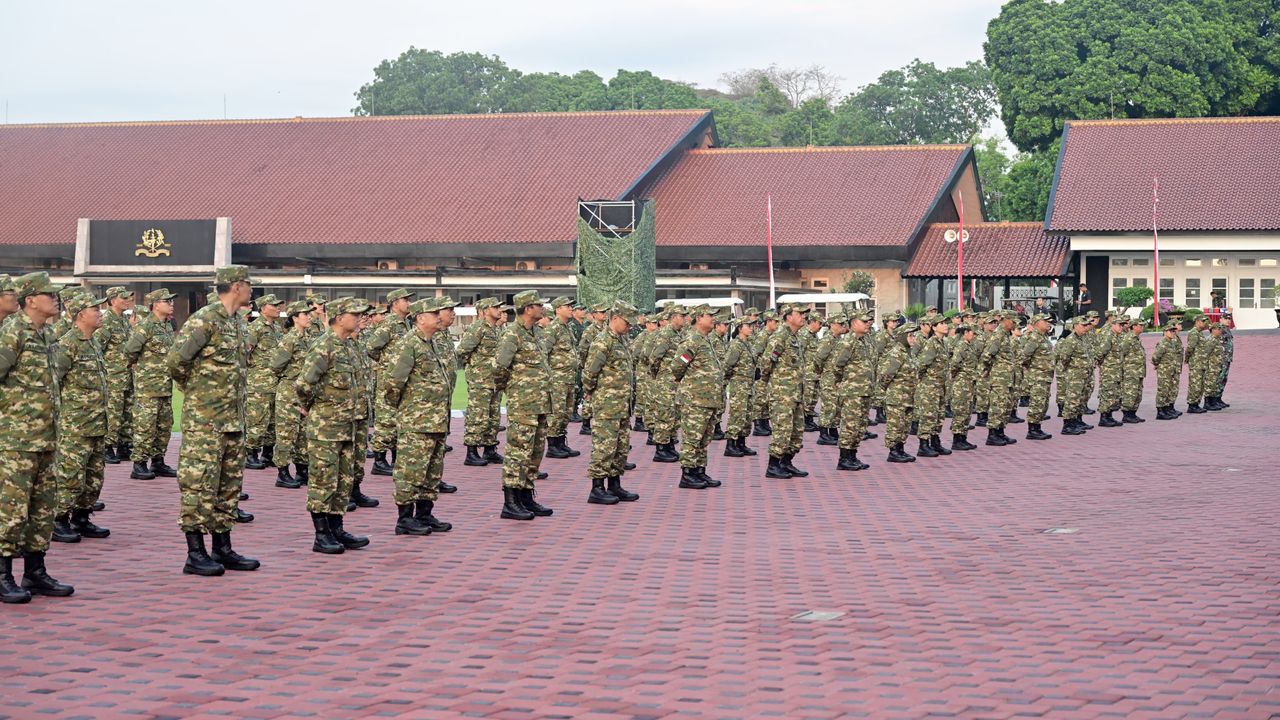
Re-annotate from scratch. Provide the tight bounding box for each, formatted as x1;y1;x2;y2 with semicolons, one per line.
1;0;1005;125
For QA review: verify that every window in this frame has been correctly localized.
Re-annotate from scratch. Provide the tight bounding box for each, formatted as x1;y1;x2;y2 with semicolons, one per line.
1261;259;1278;268
1213;258;1229;267
1132;277;1148;288
1262;279;1276;309
1185;278;1201;307
1239;279;1256;309
1212;278;1228;307
1185;258;1203;267
1112;277;1128;306
1160;277;1174;302
1239;258;1257;267
1159;257;1174;267
1132;258;1149;267
811;278;829;289
1111;258;1130;267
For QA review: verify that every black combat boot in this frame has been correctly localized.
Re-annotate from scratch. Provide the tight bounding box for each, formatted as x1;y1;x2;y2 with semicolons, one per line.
437;477;458;494
761;418;773;434
52;512;81;543
804;415;820;433
909;420;919;436
261;446;275;466
930;435;952;455
1019;395;1030;407
484;445;506;463
500;487;535;520
998;428;1017;444
887;443;915;463
1122;410;1144;424
245;448;267;470
182;532;225;574
235;507;254;523
518;488;553;517
395;503;432;536
624;461;636;470
607;475;639;501
1077;417;1095;429
952;433;977;451
464;445;489;465
295;463;309;485
695;467;721;487
569;408;583;423
20;552;73;597
752;419;772;436
724;437;745;457
874;407;887;425
372;450;395;475
653;442;680;463
836;447;860;471
1098;412;1121;427
579;418;593;436
151;456;177;477
415;500;452;532
103;445;120;465
1026;423;1052;440
545;437;573;459
311;513;344;553
1061;419;1086;435
1084;405;1097;415
764;456;791;478
329;514;369;549
633;416;647;432
863;429;878;440
1006;411;1025;424
276;466;301;488
917;437;939;457
679;466;709;488
351;481;379;508
588;478;620;505
712;423;725;441
975;412;988;427
93;501;105;511
130;460;155;480
986;428;1008;446
1156;406;1175;420
646;431;656;446
739;436;758;456
1187;401;1207;414
1206;396;1226;411
71;508;110;539
211;532;260;570
817;427;838;446
781;454;808;477
0;557;31;604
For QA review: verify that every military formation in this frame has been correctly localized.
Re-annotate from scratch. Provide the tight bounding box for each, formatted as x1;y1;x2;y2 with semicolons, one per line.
0;271;1239;604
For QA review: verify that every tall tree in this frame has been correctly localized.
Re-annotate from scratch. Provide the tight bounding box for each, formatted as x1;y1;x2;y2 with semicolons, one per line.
352;48;524;115
605;70;701;110
829;60;998;145
986;0;1280;153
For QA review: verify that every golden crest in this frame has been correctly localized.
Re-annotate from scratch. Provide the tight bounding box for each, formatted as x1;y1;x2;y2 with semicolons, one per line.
135;228;172;258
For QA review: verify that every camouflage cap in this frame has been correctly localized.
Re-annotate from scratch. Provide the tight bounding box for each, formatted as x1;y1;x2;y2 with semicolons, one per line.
408;298;438;316
782;303;807;316
104;285;133;301
688;303;714;317
385;288;415;303
611;300;639;323
713;307;733;323
1071;315;1089;326
919;313;938;325
666;304;689;316
849;311;873;323
897;323;920;336
1029;313;1052;324
58;285;87;302
512;290;548;311
434;296;459;310
0;274;11;293
1209;321;1224;329
65;294;107;316
828;312;849;325
572;302;586;311
144;288;177;304
590;302;610;313
805;311;823;323
744;306;761;317
305;294;328;306
214;264;255;285
328;296;369;316
549;296;574;309
761;310;779;321
284;300;312;316
1193;314;1210;324
254;293;285;309
955;323;971;333
1086;310;1100;318
1161;320;1180;331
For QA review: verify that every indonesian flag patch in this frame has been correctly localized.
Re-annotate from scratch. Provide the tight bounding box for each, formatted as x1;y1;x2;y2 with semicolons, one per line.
679;353;692;364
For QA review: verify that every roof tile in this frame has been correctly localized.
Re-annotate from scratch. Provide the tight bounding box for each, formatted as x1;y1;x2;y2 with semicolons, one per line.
905;222;1071;277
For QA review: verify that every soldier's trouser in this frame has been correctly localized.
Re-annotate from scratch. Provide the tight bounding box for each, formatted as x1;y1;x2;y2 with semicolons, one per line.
245;386;276;449
106;371;132;446
752;380;771;420
1063;375;1086;420
1220;361;1232;394
634;375;649;420
1083;369;1097;407
55;434;105;514
1121;375;1143;412
1204;362;1224;398
838;394;869;451
393;431;446;505
649;389;678;444
462;379;499;447
371;387;398;453
176;428;245;534
914;387;942;439
353;418;369;487
131;394;174;462
1099;370;1122;413
1027;376;1052;424
986;381;1011;430
680;405;718;469
726;380;753;438
950;376;975;434
0;450;55;556
975;372;991;414
817;380;840;428
308;435;357;515
768;399;804;457
1155;368;1179;407
883;403;911;448
274;387;306;467
588;416;631;479
502;414;546;490
546;379;575;439
805;377;820;416
581;380;594;422
1186;362;1205;404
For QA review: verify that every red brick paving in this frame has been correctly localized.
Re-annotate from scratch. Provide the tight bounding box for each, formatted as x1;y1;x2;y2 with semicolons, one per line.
3;332;1278;720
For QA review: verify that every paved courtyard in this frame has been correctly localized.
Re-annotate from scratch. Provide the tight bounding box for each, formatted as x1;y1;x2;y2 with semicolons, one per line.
4;331;1278;720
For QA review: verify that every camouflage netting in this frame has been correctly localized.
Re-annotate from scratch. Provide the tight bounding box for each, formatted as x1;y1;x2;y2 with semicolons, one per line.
575;199;656;310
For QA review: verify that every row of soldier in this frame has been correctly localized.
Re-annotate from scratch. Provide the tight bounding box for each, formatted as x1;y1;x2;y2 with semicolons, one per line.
0;270;1235;603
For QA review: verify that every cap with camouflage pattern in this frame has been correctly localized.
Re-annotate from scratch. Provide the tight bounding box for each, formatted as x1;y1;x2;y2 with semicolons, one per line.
1161;320;1180;332
285;300;313;316
385;288;415;303
805;311;823;323
512;290;548;311
305;294;328;307
0;274;11;293
408;298;438;316
919;313;940;325
1029;313;1051;324
65;294;107;316
550;296;574;309
611;300;639;323
145;288;177;304
104;285;133;301
215;265;255;285
254;293;285;309
14;272;64;300
328;297;370;316
781;303;807;316
434;296;459;311
58;285;88;302
666;304;689;316
688;303;714;318
744;307;761;317
897;323;920;336
761;309;779;321
1086;310;1100;318
713;307;733;323
1071;315;1089;326
828;312;848;325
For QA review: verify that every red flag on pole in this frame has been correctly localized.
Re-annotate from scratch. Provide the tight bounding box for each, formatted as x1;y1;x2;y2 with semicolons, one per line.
957;191;965;311
1153;177;1161;322
767;194;776;308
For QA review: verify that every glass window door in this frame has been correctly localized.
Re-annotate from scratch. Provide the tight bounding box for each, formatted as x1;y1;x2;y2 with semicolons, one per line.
1185;278;1201;308
1211;278;1227;308
1239;279;1256;309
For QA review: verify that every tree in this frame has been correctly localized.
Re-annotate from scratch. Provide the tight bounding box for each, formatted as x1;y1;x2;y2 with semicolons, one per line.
1115;285;1154;314
841;271;876;295
352;48;525;115
778;98;835;146
719;65;844;108
1002;141;1059;222
829;60;998;145
513;70;611;112
605;70;701;110
985;0;1280;152
972;136;1014;221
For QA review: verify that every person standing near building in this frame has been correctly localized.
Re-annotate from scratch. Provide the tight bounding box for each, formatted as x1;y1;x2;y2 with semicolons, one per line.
751;310;779;436
1095;315;1128;427
542;297;582;460
1056;317;1096;436
1183;314;1210;413
385;298;454;537
1077;284;1093;315
631;311;660;435
270;300;314;488
645;305;686;462
814;313;847;447
1119;318;1148;423
760;304;809;478
582;301;641;503
50;294;111;544
798;312;824;433
878;322;918;463
1151;321;1183;419
1217;313;1235;403
495;291;554;520
722;317;758;458
166;266;260;576
831;312;875;470
95;286;135;465
456;297;504;466
672;305;725;489
244;294;285;471
1203;323;1228;411
974;313;996;426
913;314;949;457
430;297;459;461
363;288;414;476
1019;313;1056;440
980;311;1019;446
575;303;609;436
947;321;980;451
123;288;177;481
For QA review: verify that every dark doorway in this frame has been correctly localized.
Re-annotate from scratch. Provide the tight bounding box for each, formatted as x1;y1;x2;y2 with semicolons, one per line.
1083;255;1109;314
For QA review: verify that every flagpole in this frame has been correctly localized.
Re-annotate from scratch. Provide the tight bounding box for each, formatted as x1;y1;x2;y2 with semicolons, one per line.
767;194;776;308
1153;177;1160;324
957;191;965;311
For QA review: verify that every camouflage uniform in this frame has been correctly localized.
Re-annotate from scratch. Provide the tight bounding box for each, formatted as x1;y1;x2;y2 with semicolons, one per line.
1018;320;1055;425
814;321;846;432
1151;325;1182;409
878;328;917;452
94;288;134;453
798;317;821;421
672;319;725;473
1203;327;1226;399
912;322;946;443
644;315;684;447
52;301;109;519
750;316;776;426
1120;325;1147;414
832;324;874;457
1218;325;1234;394
1096;323;1125;415
542;299;580;441
124;293;176;464
459;303;510;452
948;332;980;435
386;310;453;505
1055;323;1095;424
1184;322;1208;407
245;296;285;453
271;309;313;469
364;291;414;456
576;312;607;426
723;326;758;442
980;319;1017;432
631;321;658;425
494;295;553;492
582;318;635;482
759;317;806;459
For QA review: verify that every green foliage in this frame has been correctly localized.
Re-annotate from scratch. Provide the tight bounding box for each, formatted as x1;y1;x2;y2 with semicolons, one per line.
943;308;960;318
904;302;928;321
841;270;876;295
985;0;1280;152
829;60;999;145
1115;285;1155;312
1003;141;1059;221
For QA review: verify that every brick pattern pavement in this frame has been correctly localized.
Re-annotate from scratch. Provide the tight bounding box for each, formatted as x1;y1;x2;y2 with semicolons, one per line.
2;332;1277;719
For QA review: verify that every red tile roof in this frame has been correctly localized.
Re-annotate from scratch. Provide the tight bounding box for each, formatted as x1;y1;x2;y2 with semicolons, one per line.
0;110;711;246
642;145;969;246
1047;116;1280;232
904;222;1071;277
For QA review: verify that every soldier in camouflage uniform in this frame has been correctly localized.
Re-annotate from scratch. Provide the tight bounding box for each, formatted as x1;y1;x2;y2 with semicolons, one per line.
1203;322;1228;410
1095;315;1128;427
0;272;76;603
385;298;455;537
244;294;285;470
569;303;588;422
542;297;582;460
974;313;996;426
1082;310;1104;414
124;288;177;480
879;323;918;462
167;267;261;576
751;311;779;436
431;297;460;462
50;294;112;544
95;286;135;465
831;312;875;470
947;322;980;450
722;317;758;458
1184;314;1210;413
270;301;314;487
582;301;641;504
1151;321;1183;419
912;315;950;457
798;312;823;432
52;286;87;346
1217;315;1235;402
1119;318;1149;423
294;297;373;554
495;291;554;521
760;304;809;478
814;313;847;446
346;302;381;509
632;312;660;435
364;288;414;476
645;305;687;462
980;311;1019;445
672;305;725;489
1057;317;1096;435
575;303;608;436
1019;313;1056;440
869;315;898;426
0;275;14;326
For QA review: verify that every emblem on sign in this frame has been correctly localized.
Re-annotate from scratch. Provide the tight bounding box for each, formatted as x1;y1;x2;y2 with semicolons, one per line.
944;229;970;243
135;228;172;257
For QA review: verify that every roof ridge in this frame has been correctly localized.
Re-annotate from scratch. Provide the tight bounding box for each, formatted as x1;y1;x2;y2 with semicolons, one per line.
0;109;712;130
691;144;967;155
1067;116;1280;128
927;221;1045;228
